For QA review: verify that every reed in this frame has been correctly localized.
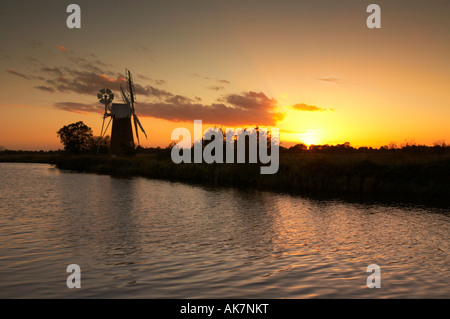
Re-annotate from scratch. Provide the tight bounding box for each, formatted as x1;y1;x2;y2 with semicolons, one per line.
2;147;449;196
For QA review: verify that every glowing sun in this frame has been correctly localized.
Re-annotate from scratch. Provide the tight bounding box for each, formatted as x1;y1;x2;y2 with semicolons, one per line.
297;130;321;146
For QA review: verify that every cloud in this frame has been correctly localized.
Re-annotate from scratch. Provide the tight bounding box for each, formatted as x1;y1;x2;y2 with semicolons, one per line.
207;85;225;91
6;69;31;80
217;79;231;85
133;45;154;60
41;67;63;76
137;74;151;81
21;39;43;48
191;73;231;85
38;67;174;100
292;103;330;112
137;91;283;126
15;48;297;127
49;71;126;95
56;45;67;51
317;77;342;84
54;102;103;115
136;100;284;126
191;73;211;80
164;95;195;105
24;56;41;66
153;79;167;86
56;90;284;126
35;86;55;93
225;91;277;111
137;74;167;86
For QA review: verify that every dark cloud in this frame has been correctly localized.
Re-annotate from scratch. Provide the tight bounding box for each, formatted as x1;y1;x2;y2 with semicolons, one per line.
56;90;284;126
143;91;283;126
50;72;126;96
165;95;195;105
136;100;284;126
136;84;174;99
292;103;331;112
6;69;31;80
35;86;55;93
37;64;174;100
225;91;277;111
17;47;291;127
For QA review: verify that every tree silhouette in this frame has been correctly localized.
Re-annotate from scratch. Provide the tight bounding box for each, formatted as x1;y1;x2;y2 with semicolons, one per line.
57;121;93;153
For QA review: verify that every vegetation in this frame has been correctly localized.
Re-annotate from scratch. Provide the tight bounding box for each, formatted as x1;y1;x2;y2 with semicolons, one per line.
57;121;94;153
1;141;449;197
56;121;110;154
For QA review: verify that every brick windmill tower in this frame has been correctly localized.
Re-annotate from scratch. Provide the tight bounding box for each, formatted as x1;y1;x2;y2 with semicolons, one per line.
97;69;147;155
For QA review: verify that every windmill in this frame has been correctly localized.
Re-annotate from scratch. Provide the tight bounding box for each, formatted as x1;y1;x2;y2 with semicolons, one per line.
96;69;147;155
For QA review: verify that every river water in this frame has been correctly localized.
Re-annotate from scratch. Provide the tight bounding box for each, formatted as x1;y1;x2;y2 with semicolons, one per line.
0;163;448;298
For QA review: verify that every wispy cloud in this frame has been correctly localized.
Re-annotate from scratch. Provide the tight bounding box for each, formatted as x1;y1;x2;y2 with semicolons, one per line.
317;77;342;84
191;72;231;86
217;79;231;85
41;67;63;76
6;69;31;80
292;103;333;112
137;74;167;86
54;102;103;115
35;86;55;93
207;85;225;91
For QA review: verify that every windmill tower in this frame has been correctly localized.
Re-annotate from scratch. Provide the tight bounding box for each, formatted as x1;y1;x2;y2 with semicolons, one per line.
97;69;147;155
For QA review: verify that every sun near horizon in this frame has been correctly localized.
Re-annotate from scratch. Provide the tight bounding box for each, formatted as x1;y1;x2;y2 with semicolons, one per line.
0;1;449;151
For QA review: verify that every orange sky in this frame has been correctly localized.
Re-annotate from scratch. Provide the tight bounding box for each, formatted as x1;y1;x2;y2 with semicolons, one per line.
0;1;449;150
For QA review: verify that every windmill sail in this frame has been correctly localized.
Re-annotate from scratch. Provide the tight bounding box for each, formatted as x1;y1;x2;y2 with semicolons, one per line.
123;69;148;145
120;86;130;106
134;114;147;138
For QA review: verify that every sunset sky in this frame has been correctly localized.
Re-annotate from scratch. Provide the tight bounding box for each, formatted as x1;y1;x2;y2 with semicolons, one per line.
0;0;449;150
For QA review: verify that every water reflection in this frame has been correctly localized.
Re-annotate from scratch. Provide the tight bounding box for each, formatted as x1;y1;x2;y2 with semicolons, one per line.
0;163;448;298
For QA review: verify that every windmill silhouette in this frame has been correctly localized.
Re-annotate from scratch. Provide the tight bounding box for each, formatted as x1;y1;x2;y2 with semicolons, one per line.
97;69;147;155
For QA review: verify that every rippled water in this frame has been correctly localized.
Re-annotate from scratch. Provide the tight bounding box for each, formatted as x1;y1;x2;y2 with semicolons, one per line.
0;163;448;298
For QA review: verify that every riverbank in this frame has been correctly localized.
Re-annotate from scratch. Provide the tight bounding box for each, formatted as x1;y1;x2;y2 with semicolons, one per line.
2;150;449;197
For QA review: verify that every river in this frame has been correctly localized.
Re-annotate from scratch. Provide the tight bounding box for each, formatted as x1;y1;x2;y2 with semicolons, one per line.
0;163;448;298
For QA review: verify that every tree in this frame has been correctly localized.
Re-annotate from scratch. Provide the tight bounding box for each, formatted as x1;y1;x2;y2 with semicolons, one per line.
57;121;94;153
0;146;5;152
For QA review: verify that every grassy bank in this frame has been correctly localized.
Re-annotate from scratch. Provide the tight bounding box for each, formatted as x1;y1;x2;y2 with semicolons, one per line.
3;150;447;197
0;152;60;164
